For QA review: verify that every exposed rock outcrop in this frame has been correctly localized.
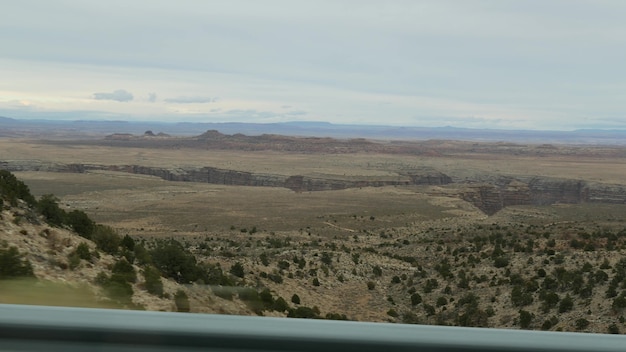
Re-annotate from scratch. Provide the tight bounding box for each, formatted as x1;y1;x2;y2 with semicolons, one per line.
4;160;626;215
457;177;626;215
0;161;450;191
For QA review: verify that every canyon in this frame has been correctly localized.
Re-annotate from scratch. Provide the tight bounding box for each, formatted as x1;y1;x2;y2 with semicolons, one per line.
2;158;625;215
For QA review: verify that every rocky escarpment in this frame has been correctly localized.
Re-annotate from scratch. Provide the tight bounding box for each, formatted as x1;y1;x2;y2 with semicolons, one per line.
4;160;626;215
0;161;451;191
457;176;626;215
284;170;452;192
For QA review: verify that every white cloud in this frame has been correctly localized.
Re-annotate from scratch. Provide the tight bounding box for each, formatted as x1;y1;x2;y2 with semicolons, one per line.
164;96;218;104
92;89;133;102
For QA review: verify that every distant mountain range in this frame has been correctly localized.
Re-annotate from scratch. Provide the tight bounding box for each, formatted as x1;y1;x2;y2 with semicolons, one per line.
1;116;626;145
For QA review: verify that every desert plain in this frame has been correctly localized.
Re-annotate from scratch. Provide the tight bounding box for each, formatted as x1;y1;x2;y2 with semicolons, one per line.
3;130;626;332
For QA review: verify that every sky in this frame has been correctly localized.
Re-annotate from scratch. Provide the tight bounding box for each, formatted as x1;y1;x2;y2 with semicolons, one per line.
1;0;625;130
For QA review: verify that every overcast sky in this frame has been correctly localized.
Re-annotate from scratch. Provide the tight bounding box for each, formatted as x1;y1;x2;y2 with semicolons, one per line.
1;1;625;130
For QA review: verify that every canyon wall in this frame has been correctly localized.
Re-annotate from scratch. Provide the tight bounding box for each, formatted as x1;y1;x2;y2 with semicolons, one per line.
458;177;626;215
3;160;625;215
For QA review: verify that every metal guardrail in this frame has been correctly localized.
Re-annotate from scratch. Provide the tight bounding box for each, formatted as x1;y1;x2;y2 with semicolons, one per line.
0;303;624;352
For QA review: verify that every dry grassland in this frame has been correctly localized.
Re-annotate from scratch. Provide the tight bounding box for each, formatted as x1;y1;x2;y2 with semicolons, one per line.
5;137;626;239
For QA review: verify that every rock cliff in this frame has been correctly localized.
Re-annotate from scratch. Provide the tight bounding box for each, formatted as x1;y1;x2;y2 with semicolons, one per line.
3;160;625;215
457;176;625;215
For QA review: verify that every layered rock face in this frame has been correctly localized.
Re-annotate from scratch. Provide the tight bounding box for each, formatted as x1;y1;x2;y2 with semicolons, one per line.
458;177;626;215
3;160;625;215
0;161;450;191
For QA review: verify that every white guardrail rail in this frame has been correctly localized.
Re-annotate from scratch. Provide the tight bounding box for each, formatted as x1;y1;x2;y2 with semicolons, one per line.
0;303;624;352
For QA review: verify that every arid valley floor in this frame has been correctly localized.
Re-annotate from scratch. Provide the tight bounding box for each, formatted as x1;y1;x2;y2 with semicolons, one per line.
2;130;626;333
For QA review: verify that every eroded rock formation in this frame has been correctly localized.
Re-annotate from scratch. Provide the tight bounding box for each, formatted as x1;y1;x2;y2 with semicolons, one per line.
3;160;625;215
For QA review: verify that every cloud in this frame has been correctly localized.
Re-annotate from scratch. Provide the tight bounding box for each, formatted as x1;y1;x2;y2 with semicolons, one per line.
285;110;307;116
92;89;134;102
164;96;217;104
148;92;157;102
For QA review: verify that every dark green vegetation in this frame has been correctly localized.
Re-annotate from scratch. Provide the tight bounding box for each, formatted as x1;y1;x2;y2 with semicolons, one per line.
0;245;34;279
0;170;36;207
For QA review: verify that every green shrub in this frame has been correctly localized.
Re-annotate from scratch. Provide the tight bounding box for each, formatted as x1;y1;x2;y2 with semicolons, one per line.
511;285;533;307
95;271;134;304
267;271;283;283
238;288;264;314
410;293;422;306
105;280;134;303
273;297;289;312
230;262;245;278
75;242;92;261
150;239;204;283
558;295;574;313
174;290;190;312
423;278;438;293
321;252;332;265
121;234;135;251
0;170;36;206
575;318;589;330
612;293;626;310
212;286;234;300
133;245;152;265
278;260;290;270
0;246;35;279
66;210;95;239
287;306;319;319
423;304;436;317
260;252;270;266
37;194;65;227
541;316;559;331
238;288;260;302
291;294;301;304
519;310;533;329
112;258;137;283
493;256;509;268
143;265;164;296
325;312;348;320
92;225;121;254
259;288;274;307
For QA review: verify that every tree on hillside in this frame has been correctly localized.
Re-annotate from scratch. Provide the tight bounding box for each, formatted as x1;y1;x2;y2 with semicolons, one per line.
291;294;301;304
230;262;245;278
92;224;122;254
121;234;136;251
143;265;164;296
150;239;203;283
0;246;34;279
174;290;190;312
0;170;36;206
66;209;95;239
37;194;65;227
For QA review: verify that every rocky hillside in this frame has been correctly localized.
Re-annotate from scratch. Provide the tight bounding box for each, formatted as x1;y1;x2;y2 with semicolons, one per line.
4;169;626;333
0;171;284;316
